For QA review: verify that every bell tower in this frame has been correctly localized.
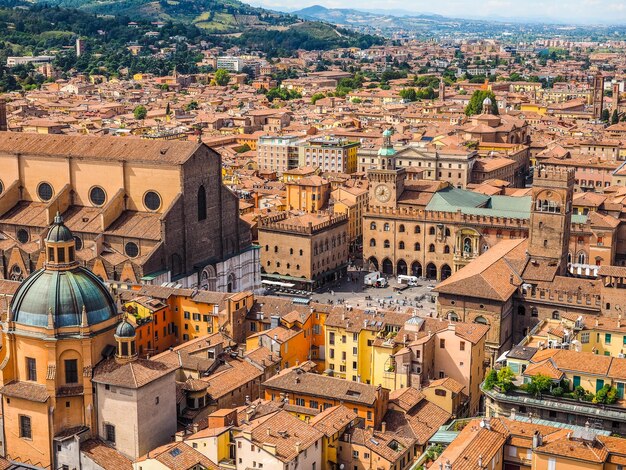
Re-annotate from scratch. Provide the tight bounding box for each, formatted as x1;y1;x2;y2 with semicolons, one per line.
527;166;574;275
367;129;406;208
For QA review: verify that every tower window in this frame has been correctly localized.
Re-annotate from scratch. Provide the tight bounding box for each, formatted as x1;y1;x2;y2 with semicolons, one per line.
197;185;207;221
57;248;65;263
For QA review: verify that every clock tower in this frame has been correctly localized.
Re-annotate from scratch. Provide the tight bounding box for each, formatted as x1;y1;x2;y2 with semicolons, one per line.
368;128;406;208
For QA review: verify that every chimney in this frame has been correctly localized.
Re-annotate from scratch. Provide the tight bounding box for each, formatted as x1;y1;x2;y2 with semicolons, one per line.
175;431;184;442
445;460;452;470
238;347;244;358
478;454;483;468
295;442;301;454
381;421;387;433
192;423;199;434
267;428;271;436
510;408;516;420
271;315;280;329
0;99;6;132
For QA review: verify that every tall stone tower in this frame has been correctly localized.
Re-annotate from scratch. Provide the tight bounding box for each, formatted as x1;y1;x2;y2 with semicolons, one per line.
592;71;605;119
527;166;574;276
367;129;406;208
613;80;621;113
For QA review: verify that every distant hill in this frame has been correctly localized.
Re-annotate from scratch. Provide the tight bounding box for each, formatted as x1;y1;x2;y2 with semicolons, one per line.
16;0;382;52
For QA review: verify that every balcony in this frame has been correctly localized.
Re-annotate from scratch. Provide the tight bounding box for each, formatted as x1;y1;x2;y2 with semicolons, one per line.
482;383;626;423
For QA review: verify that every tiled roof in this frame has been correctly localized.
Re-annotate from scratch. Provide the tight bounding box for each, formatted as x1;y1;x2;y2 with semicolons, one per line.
263;366;384;405
0;381;49;402
240;410;323;463
309;405;358;437
0;131;202;165
80;439;132;470
92;357;176;388
136;441;219;470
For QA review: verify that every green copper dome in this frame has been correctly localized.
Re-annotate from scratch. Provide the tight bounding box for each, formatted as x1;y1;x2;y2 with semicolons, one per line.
10;268;117;328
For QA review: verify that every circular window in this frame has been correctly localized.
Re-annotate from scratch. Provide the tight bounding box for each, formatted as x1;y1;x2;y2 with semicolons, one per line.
74;236;83;250
89;186;107;207
16;229;29;244
125;242;139;258
37;182;54;202
143;191;161;211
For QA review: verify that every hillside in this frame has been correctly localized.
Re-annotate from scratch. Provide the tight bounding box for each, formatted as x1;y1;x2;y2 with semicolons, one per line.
0;0;381;64
47;0;298;33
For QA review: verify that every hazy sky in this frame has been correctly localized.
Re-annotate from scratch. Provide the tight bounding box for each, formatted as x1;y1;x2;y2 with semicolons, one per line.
247;0;626;24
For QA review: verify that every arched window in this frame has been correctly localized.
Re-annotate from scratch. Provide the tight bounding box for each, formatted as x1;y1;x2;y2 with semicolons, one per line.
577;252;586;264
445;228;451;237
384;240;390;248
531;307;538;317
370;238;376;247
414;226;421;234
399;224;405;233
290;248;294;255
474;316;488;325
429;227;435;235
399;241;405;250
299;249;303;256
444;245;450;254
414;242;421;251
197;186;207;221
428;244;435;253
552;311;560;320
370;222;377;230
448;312;459;322
384;223;390;232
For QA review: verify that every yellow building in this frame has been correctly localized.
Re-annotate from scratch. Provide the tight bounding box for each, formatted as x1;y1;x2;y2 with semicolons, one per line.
298;136;360;174
0;214;119;469
331;185;368;245
285;176;331;212
309;405;358;470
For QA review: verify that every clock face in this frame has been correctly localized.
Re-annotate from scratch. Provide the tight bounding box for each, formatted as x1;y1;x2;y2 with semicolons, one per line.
375;184;391;203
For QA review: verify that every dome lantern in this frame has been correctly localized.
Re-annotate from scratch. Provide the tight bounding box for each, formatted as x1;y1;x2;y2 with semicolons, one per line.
114;316;138;364
44;212;78;270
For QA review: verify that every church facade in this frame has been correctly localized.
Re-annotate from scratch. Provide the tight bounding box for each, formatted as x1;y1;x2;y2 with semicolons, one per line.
0;132;260;293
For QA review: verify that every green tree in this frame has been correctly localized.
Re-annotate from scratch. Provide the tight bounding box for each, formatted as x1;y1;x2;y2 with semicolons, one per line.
214;69;230;86
525;374;552;397
484;369;498;390
465;90;498;116
133;105;147;120
165;102;171;116
399;88;418;102
496;366;515;393
310;92;325;104
611;109;619;125
601;108;610;122
185;101;199;111
594;384;618;404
